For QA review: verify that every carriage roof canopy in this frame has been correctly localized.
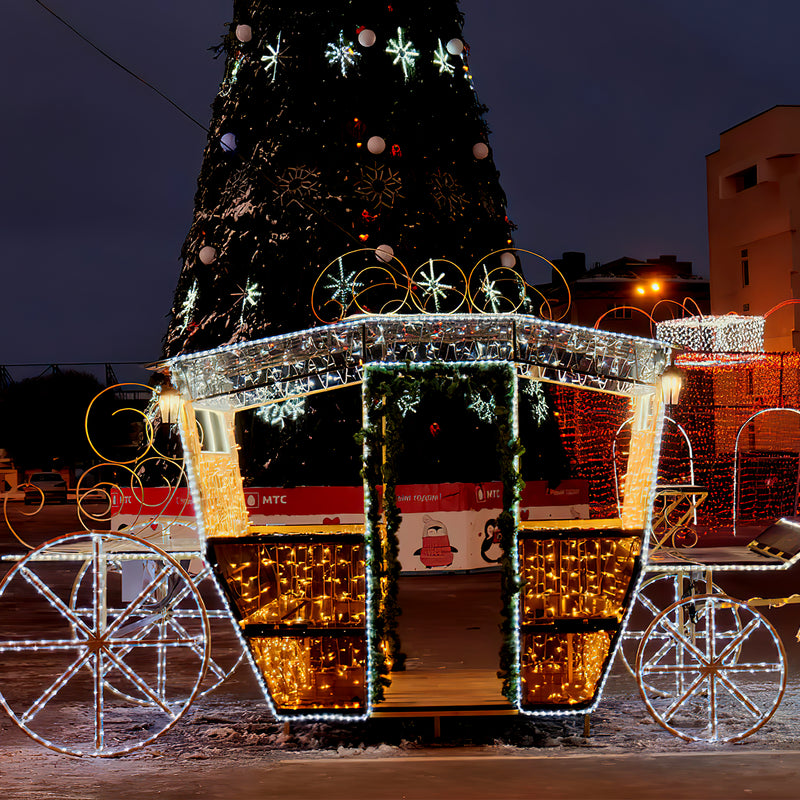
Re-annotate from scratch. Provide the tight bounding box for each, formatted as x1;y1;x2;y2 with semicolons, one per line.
155;314;672;410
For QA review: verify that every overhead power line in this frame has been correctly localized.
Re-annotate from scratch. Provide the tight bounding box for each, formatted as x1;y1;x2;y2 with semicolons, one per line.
30;0;209;133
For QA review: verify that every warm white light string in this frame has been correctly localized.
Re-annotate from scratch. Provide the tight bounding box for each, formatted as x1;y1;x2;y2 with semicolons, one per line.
161;317;674;724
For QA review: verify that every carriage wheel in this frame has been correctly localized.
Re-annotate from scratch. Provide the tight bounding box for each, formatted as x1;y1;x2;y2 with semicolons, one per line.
68;557;243;702
0;532;210;757
619;574;741;691
635;594;786;743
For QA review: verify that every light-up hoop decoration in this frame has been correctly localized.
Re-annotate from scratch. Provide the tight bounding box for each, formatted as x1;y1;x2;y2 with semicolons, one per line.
310;248;574;323
732;408;800;536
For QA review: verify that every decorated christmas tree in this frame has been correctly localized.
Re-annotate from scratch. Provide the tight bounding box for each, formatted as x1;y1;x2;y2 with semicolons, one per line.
164;0;563;486
165;0;519;355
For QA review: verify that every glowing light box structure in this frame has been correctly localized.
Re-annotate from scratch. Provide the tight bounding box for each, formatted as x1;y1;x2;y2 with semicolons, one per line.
155;313;673;719
653;314;800;532
656;314;765;354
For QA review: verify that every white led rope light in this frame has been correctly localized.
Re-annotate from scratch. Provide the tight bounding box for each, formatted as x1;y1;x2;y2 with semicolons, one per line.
0;531;210;757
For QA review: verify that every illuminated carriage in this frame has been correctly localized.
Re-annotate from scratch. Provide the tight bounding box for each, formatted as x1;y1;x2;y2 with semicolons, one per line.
156;313;670;720
2;311;796;755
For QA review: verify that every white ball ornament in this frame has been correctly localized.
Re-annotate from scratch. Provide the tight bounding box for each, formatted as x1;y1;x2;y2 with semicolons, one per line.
358;28;377;47
367;136;386;155
472;142;489;160
199;246;217;265
500;251;516;268
446;38;464;55
235;24;253;43
220;132;238;153
375;244;394;263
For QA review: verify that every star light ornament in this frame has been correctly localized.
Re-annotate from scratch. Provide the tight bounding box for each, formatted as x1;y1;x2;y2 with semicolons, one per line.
386;28;419;80
326;32;360;76
257;396;306;428
324;257;362;309
468;392;496;424
433;40;455;75
178;281;198;334
416;260;455;312
260;32;283;83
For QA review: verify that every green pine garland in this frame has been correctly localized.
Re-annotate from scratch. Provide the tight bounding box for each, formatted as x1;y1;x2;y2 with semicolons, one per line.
361;362;524;704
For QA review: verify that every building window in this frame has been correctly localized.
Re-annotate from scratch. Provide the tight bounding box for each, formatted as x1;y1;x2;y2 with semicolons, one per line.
741;248;749;286
611;305;631;319
733;166;757;192
743;303;750;312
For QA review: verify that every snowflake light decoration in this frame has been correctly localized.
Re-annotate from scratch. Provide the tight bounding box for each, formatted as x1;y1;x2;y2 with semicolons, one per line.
260;32;284;83
355;164;404;209
523;380;549;426
178;281;198;334
429;169;468;217
323;257;363;309
479;266;503;313
257;396;306;428
325;31;360;76
416;260;456;312
274;166;321;209
234;277;262;320
468;392;496;424
433;40;455;76
386;28;419;80
397;386;421;418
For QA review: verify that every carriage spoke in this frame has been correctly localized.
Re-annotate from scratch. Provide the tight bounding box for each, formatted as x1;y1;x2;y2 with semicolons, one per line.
715;670;765;719
708;673;717;739
21;649;94;724
0;638;89;652
103;565;172;636
715;618;761;663
102;648;177;717
641;661;704;675
661;672;706;723
95;652;105;750
20;567;93;638
640;637;678;669
166;616;221;675
654;614;709;664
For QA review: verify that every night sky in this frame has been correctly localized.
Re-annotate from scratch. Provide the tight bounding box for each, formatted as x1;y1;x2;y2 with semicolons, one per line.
5;1;800;371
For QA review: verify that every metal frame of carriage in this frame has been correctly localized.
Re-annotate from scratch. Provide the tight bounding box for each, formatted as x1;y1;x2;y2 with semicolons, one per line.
6;312;759;756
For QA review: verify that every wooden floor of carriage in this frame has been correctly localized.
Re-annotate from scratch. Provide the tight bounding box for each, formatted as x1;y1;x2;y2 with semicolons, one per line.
374;571;516;718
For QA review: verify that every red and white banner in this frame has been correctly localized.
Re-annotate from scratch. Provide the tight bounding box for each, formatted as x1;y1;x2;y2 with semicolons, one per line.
111;480;589;573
